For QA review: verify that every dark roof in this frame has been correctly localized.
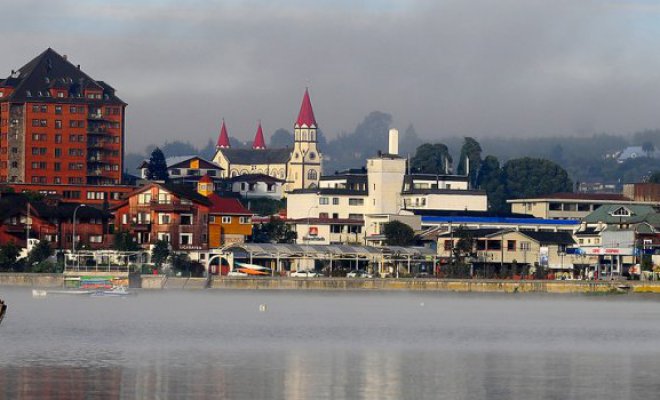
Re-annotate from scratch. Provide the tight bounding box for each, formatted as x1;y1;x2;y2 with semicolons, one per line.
437;228;502;238
1;48;124;104
405;174;469;182
208;194;252;215
219;148;291;164
0;193;109;221
229;173;285;184
518;231;576;245
288;217;364;225
161;184;212;206
413;209;535;219
288;188;368;196
402;188;486;195
510;192;629;202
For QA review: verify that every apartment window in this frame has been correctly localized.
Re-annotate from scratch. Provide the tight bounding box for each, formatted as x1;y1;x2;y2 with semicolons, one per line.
158;213;171;224
221;216;231;224
239;216;251;224
54;148;61;157
348;198;364;206
319;197;329;205
348;213;363;220
89;235;103;244
170;168;180;176
331;225;342;234
319;212;329;219
158;191;171;204
54;177;61;184
444;240;454;251
180;233;193;245
32;105;39;113
157;233;170;242
507;240;516;251
32;119;40;127
63;190;81;199
138;193;152;204
180;214;193;225
55;134;62;143
69;134;77;142
40;105;47;113
520;242;531;251
332;198;339;205
40;120;47;127
55;120;62;129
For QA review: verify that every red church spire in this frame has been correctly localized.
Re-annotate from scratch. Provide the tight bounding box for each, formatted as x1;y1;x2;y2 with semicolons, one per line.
252;122;266;150
295;88;317;128
216;119;230;149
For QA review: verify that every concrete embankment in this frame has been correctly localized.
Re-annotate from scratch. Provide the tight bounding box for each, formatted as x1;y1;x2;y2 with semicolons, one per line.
209;277;659;294
2;273;660;294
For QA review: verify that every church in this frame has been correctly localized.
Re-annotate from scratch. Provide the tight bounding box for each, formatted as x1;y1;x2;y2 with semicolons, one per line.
212;89;323;194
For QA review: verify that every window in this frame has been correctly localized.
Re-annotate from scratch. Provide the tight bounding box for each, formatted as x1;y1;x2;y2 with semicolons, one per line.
55;120;62;129
319;197;329;205
507;240;516;251
158;213;171;224
221;216;231;224
209;216;216;223
122;214;128;224
444;240;454;251
520;242;531;251
239;216;251;224
180;214;193;225
170;168;180;176
332;198;339;205
348;198;364;206
348;213;363;220
307;170;317;180
89;235;103;244
180;233;193;245
54;148;61;157
55;134;62;143
319;212;329;219
157;233;170;242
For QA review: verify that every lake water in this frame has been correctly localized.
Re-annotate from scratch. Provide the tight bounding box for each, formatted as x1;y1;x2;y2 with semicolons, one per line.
1;288;660;399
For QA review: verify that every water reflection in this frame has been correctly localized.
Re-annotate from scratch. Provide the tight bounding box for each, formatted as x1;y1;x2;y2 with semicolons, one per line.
1;288;660;399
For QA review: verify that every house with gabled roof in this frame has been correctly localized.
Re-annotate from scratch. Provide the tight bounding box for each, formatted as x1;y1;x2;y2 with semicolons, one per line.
137;155;223;184
113;181;212;253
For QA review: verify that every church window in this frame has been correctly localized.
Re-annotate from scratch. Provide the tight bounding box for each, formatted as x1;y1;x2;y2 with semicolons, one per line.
294;152;299;159
309;152;316;160
307;170;318;180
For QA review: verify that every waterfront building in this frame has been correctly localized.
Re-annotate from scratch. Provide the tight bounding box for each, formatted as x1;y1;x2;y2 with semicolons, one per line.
434;228;578;277
113;181;211;252
0;48;126;185
197;175;253;248
212;89;323;192
0;192;111;250
287;128;488;244
223;173;285;200
507;192;655;220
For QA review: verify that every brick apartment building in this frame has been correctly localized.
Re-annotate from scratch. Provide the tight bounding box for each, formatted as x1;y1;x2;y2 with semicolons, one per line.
0;48;126;185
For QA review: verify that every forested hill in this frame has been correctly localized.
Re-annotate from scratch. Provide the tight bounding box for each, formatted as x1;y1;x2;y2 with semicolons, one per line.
125;111;660;185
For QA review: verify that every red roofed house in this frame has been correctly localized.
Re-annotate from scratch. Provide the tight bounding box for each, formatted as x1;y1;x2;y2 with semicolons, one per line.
197;175;253;247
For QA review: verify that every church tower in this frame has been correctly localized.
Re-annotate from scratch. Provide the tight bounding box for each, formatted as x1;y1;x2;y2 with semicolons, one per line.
287;88;322;191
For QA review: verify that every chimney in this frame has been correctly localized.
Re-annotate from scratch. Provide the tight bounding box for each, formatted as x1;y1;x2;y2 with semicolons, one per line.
388;128;399;155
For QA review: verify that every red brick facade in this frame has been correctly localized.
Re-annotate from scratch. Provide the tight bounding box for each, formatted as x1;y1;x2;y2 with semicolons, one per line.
0;49;126;186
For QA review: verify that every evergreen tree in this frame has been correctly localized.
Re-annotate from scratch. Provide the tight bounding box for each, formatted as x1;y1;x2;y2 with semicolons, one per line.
146;147;169;181
383;221;416;246
114;231;140;252
411;143;452;174
270;129;294;148
151;240;170;269
477;155;507;214
457;137;482;188
502;157;573;200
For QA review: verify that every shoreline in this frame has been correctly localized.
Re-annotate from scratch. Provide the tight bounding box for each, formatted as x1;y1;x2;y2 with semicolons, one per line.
1;273;660;294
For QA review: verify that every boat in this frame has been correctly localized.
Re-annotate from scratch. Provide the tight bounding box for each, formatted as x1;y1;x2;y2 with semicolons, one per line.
0;299;6;325
91;286;132;297
235;262;271;276
32;289;92;297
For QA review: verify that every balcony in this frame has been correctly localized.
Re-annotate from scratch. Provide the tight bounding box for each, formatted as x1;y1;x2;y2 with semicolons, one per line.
87;128;110;135
87;113;105;120
149;200;194;212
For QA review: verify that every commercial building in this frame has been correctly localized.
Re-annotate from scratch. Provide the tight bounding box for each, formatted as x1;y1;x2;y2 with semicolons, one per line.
507;192;649;220
0;48;126;185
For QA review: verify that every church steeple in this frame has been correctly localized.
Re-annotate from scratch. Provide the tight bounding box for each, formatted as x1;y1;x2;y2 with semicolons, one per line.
216;119;230;149
295;88;317;128
252;122;266;150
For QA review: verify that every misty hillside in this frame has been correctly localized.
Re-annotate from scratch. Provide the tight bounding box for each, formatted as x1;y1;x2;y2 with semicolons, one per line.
125;112;660;185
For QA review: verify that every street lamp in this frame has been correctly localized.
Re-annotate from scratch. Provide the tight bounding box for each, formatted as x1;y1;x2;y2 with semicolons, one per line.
72;204;87;256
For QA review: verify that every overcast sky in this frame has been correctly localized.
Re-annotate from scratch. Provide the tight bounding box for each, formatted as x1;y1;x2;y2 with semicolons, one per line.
2;0;660;150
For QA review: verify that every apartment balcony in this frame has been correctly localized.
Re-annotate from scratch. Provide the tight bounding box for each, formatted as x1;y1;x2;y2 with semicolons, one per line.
149;200;194;212
86;169;114;177
87;127;110;135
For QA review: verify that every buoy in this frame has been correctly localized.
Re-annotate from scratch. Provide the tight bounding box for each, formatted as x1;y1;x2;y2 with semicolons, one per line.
259;304;267;312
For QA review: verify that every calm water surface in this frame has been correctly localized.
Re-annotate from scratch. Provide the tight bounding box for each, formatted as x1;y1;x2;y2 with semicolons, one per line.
1;288;660;399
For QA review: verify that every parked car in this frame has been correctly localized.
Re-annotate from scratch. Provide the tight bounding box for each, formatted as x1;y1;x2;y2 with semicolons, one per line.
290;270;321;277
346;270;373;278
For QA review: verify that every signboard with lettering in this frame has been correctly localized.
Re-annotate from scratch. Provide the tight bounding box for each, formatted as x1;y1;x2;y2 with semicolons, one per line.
308;226;318;237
